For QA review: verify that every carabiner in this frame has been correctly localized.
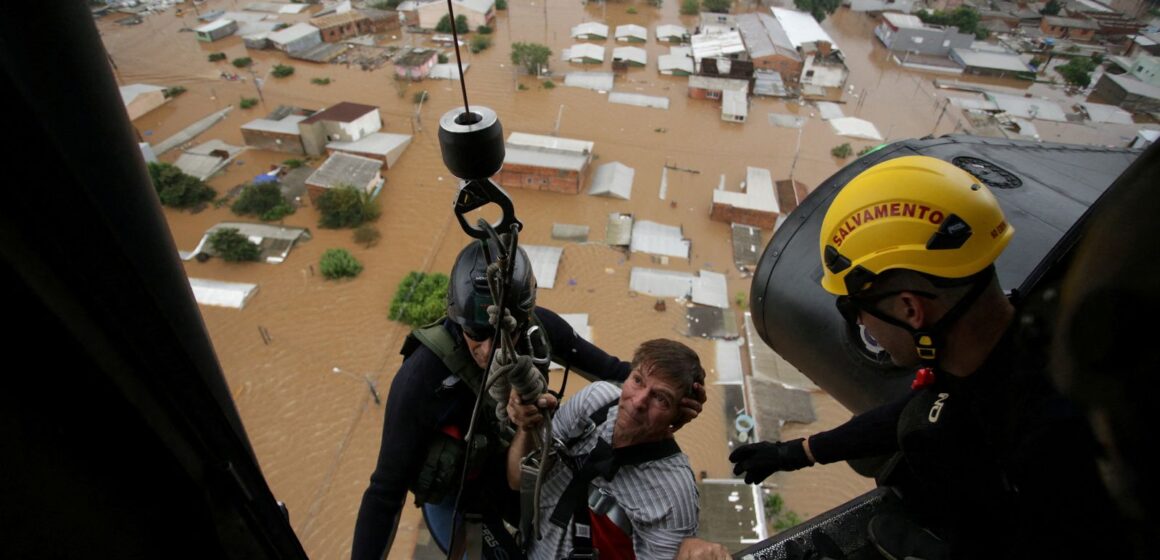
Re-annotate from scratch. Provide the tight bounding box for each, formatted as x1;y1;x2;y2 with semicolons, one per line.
453;178;523;239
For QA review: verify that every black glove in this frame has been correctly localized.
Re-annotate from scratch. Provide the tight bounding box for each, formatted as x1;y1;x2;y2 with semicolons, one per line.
729;438;813;484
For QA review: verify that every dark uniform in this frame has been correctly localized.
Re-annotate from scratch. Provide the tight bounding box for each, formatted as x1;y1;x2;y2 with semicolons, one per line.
351;307;630;560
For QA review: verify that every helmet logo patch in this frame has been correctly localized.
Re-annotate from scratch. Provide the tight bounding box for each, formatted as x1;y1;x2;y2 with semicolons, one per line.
832;202;947;248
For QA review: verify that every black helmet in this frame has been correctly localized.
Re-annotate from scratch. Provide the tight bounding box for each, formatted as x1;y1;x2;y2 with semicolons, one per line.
447;239;537;338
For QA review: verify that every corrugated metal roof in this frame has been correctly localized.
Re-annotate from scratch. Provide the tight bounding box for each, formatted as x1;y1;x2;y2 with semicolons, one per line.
721;89;747;120
692;270;729;308
301;101;378;124
508;132;594;154
241;114;308;134
731;223;762;268
306;152;383;188
829;117;884;140
119;83;165;104
588;161;635;199
1106;73;1160;99
658;54;694;74
564;44;606;62
522;245;563;289
816;101;844;120
735;13;799;61
629;267;695;297
952;48;1033;73
767;113;805;128
268;22;319;44
608;92;669;109
615;24;647;41
771;7;838;50
630;220;689;259
655;24;687;40
691;31;745;61
551;223;590;242
688;74;749;92
564;72;615;91
197;18;235;32
429;63;470;79
189;278;259;309
715;340;744;383
571;21;609;38
882;12;925;28
612;46;647;65
1080;102;1134;124
327;132;412;165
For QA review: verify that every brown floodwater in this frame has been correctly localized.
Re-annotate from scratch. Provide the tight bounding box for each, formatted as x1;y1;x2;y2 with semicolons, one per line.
97;1;1133;557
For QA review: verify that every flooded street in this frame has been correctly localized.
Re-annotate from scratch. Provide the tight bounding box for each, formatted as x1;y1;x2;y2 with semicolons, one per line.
98;1;1137;557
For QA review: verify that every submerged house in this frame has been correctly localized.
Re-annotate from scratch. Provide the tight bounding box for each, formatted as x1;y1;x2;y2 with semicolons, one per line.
616;24;648;43
572;21;609;41
563;44;606;64
710;167;780;228
304;152;384;204
195;18;237;42
394;48;439;80
496;132;594;194
119;83;168;120
298;102;382;157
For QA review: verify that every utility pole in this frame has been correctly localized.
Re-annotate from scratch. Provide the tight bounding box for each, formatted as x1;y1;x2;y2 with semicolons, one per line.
789;125;804;181
932;97;949;135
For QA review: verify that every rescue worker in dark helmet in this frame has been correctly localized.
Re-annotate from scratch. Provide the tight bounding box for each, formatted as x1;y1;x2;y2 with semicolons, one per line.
729;156;1125;559
351;238;706;560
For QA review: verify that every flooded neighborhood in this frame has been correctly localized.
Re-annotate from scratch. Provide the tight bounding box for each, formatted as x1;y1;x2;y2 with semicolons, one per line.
94;0;1157;557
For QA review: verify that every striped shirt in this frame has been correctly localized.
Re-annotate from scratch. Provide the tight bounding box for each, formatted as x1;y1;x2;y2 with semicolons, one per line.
529;382;699;560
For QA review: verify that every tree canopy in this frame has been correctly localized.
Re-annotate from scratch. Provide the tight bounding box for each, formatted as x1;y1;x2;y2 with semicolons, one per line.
436;14;469;33
702;0;731;14
917;7;988;39
1040;0;1061;15
315;185;381;229
680;0;699;15
511;42;552;75
147;162;216;209
389;272;450;327
794;0;840;22
320;248;363;280
231;182;294;221
208;228;260;262
1057;56;1098;87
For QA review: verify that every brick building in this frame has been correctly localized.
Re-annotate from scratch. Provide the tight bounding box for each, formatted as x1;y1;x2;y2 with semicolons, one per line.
496;133;594;194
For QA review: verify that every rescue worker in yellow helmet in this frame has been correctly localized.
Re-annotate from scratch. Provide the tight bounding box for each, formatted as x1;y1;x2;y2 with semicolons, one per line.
729;156;1122;559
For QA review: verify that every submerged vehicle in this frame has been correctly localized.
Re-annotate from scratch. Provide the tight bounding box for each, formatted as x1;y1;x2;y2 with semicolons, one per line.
3;3;1154;559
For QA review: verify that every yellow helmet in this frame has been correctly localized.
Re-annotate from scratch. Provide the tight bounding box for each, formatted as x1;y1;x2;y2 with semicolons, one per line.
820;156;1014;296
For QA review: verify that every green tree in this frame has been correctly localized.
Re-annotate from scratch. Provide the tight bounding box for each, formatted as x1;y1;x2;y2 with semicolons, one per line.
311;77;331;85
231;182;295;221
477;25;493;34
794;0;840;22
917;7;987;39
208;228;260;262
353;224;382;248
496;0;507;9
389;272;451;326
1040;0;1061;15
208;52;227;62
320;248;364;280
471;35;492;53
369;0;403;8
240;97;258;109
232;57;253;68
702;0;731;13
283;158;304;168
436;14;469;33
163;86;186;98
146;162;216;209
511;42;552;74
831;143;853;158
315;185;381;229
271;64;294;78
1057;56;1098;87
680;0;699;15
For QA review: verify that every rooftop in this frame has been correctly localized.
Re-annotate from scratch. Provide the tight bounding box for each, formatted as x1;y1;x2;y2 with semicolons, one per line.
394;47;438;67
268;22;319;43
952;48;1034;73
564;43;606;61
688;74;749;92
656;24;687;39
327;132;412;158
882;12;926;29
571;21;609;38
504;132;593;171
306;152;383;188
564;72;614;91
771;7;839;51
691;31;746;61
612;46;647;64
659;53;695;74
588;161;635;199
1106;73;1160;99
310;11;367;28
1043;16;1100;29
119;83;165;104
713;167;778;213
196;18;235;32
301;101;378;124
736;13;799;61
241;114;308;134
616;24;648;40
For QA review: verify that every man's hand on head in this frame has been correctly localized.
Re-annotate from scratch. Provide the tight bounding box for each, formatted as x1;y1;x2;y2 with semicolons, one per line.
506;390;558;432
671;382;707;432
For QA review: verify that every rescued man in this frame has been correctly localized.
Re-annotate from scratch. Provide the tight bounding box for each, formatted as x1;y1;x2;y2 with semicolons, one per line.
507;339;711;560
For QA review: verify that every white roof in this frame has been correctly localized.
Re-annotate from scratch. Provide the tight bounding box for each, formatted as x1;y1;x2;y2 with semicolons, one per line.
454;0;495;14
816;101;844;120
670;46;692;57
714;340;744;384
949;96;1000;111
629;267;695;298
429;63;470;79
327;132;412;165
691;31;745;61
656;24;687;39
722;89;747;120
175;153;230;181
882;12;925;29
572;21;609;38
522;245;563;289
565;72;615;91
691;270;729;309
612;46;647;65
801;54;848;88
608;92;670;109
1072;0;1113;12
713;167;777;213
588;161;635;199
564;43;606;62
771;7;838;50
197;18;235;32
119;83;165;104
1138;129;1160;141
688;75;749;92
952;48;1032;73
630;220;689;259
306;152;384;188
829;117;884;140
189;278;258;309
268;22;319;44
508;132;593;154
616;24;647;41
768;113;806;128
242;114;308;134
1080;102;1135;125
658;53;694;74
988;93;1067;122
504;133;593;172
